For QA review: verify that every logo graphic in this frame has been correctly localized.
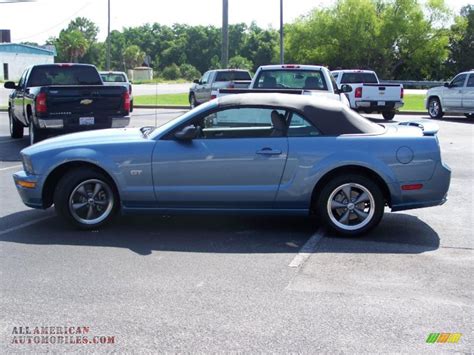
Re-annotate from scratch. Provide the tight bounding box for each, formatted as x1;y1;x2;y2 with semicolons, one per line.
80;99;93;105
426;333;462;344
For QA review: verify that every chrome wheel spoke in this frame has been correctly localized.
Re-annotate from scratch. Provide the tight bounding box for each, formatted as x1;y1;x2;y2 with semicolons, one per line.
341;186;352;201
86;205;94;220
76;186;88;198
331;200;346;209
72;202;88;210
92;182;102;198
338;210;350;225
353;208;368;221
95;200;108;206
354;192;369;204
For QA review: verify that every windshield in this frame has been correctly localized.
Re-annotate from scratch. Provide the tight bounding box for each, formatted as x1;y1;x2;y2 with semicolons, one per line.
148;100;217;139
101;73;127;83
255;69;328;91
28;66;102;86
340;72;378;84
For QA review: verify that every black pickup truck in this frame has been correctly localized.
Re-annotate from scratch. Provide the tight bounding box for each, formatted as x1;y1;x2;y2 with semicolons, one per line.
4;64;131;144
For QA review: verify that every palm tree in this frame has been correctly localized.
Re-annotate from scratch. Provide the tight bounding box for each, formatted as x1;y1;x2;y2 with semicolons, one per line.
58;30;89;63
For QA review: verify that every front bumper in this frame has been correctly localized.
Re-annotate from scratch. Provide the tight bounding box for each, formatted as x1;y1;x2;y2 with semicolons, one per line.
390;162;451;212
13;171;44;209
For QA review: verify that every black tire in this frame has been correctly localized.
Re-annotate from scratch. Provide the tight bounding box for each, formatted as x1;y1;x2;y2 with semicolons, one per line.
29;123;45;145
382;111;395;120
9;109;24;139
189;93;198;108
130;99;134;112
464;113;473;119
54;168;119;229
428;97;444;119
316;174;384;236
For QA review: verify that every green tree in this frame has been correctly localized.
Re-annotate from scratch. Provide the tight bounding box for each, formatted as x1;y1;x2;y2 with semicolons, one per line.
228;55;253;71
162;63;181;80
57;30;89;63
448;5;474;76
66;17;99;43
179;63;201;80
123;45;145;69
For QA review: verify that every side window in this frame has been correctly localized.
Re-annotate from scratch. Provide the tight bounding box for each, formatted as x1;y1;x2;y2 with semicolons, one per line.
287;112;321;137
201;71;210;84
18;70;28;89
467;74;474;88
196;107;287;139
450;74;467;88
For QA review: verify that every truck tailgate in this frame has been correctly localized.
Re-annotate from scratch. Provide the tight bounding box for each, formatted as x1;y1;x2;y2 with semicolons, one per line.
361;84;402;101
44;85;126;115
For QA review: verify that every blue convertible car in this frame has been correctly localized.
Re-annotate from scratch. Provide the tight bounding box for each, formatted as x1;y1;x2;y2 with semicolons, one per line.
13;93;451;235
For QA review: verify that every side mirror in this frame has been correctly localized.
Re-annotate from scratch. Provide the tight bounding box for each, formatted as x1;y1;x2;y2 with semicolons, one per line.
4;81;17;90
174;125;198;141
444;82;450;88
340;84;352;93
193;79;200;84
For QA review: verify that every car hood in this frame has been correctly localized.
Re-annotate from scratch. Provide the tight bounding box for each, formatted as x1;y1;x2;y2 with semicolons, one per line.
23;128;146;155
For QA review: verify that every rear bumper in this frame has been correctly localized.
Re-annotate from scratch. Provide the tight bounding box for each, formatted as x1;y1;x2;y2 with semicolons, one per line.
12;171;44;209
390;162;451;212
355;101;403;111
36;115;130;130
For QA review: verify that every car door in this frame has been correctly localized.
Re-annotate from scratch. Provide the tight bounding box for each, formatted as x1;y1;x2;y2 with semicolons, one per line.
443;74;467;110
194;71;211;102
462;74;474;111
12;70;28;124
152;106;289;209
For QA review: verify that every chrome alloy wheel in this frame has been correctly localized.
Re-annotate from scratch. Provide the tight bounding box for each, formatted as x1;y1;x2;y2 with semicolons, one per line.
429;99;440;117
68;179;114;225
327;183;375;231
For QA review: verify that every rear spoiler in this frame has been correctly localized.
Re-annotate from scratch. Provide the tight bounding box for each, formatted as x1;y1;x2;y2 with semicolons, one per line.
218;88;304;95
398;121;439;136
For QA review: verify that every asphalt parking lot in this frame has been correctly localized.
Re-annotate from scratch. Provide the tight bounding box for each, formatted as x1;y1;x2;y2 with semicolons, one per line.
0;109;472;352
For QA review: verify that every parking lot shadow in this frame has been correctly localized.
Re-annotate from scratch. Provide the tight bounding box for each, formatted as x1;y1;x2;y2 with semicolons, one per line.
0;135;29;161
0;210;439;256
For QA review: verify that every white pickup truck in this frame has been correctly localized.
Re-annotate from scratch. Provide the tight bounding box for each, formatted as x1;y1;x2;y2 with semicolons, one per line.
425;70;474;119
331;69;404;120
216;64;352;106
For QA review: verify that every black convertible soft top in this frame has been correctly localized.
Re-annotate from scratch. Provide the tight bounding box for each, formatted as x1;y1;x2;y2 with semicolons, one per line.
218;93;384;135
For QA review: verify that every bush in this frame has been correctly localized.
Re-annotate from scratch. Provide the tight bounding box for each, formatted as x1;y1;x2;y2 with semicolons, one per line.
161;63;181;80
228;55;253;71
179;64;201;81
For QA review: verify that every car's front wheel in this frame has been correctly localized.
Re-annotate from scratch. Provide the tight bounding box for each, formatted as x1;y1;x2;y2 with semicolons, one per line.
189;93;198;108
9;109;24;139
316;174;384;236
54;168;118;229
428;97;444;119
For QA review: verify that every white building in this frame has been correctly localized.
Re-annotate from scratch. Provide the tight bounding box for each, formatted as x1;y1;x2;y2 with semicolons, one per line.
0;43;56;81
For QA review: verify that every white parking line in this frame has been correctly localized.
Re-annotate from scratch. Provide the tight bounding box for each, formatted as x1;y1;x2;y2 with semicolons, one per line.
0;164;22;171
288;228;325;268
0;216;53;237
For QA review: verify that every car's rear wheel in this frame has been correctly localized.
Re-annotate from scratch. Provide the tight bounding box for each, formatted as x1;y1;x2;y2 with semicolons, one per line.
316;174;384;236
29;123;45;145
382;111;395;120
9;109;24;139
189;93;198;108
54;168;118;229
428;97;444;119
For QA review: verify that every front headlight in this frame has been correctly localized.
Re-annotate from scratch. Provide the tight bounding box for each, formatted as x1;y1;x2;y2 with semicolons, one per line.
22;154;34;175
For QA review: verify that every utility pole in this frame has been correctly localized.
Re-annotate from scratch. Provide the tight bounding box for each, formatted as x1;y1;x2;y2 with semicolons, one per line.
106;0;111;70
280;0;284;64
221;0;229;68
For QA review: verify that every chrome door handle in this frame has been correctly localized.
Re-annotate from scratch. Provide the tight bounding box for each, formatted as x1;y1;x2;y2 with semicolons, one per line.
256;148;282;155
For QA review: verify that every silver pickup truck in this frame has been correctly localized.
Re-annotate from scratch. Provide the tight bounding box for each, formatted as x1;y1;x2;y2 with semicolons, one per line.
426;70;474;119
189;69;252;107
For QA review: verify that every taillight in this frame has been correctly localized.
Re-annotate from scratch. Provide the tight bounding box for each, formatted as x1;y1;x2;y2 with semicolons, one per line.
282;65;300;69
123;92;131;112
211;94;217;100
36;92;47;113
400;87;404;99
355;87;363;98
